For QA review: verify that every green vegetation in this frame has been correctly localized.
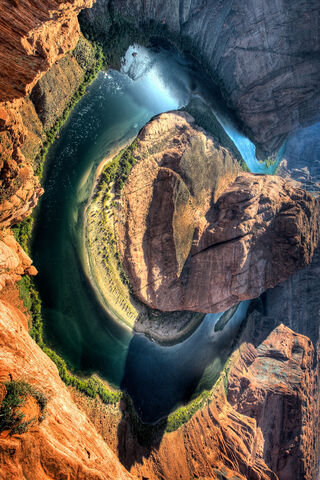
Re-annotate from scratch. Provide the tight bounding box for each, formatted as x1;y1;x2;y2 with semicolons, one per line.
166;390;212;432
222;356;232;395
12;217;34;255
97;139;139;196
91;140;139;293
123;389;213;441
17;273;121;405
34;42;104;179
79;8;150;70
264;155;278;169
0;380;47;436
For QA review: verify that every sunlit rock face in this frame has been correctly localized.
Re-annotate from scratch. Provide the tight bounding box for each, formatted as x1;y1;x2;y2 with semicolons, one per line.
84;0;320;153
0;0;94;103
115;307;318;480
0;299;134;480
117;112;320;313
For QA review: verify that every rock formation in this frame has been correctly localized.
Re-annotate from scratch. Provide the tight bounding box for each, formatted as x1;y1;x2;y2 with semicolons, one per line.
279;122;320;196
117;111;320;313
0;299;135;480
84;0;320;153
0;1;97;230
0;0;319;478
0;230;37;291
76;306;318;480
0;2;140;478
0;0;94;102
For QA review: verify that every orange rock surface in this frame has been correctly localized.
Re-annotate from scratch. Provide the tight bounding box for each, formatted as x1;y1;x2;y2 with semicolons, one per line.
0;229;37;291
0;298;135;480
0;0;94;103
0;2;319;479
114;311;319;480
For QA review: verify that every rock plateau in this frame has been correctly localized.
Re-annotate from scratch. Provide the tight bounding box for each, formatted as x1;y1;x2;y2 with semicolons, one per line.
117;111;320;313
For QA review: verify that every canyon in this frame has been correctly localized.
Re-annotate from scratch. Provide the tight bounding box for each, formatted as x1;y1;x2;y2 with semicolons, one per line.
83;0;320;154
0;0;319;479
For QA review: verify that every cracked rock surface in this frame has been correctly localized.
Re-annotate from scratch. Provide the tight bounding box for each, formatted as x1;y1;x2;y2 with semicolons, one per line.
117;112;320;313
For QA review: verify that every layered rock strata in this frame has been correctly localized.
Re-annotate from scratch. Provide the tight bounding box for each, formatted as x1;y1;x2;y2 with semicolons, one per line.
84;0;320;153
0;35;96;228
117;112;320;313
73;307;318;480
0;0;94;102
0;298;134;480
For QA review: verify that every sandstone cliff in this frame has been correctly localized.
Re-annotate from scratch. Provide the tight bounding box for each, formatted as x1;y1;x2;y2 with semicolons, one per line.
83;0;320;153
0;2;140;478
0;297;135;480
0;1;319;479
117;112;320;313
0;0;94;102
71;305;318;480
0;35;97;228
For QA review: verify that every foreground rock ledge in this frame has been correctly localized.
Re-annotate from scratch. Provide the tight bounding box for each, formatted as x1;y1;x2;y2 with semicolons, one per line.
117;111;320;313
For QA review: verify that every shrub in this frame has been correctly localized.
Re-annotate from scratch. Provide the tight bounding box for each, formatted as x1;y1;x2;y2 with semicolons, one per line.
166;390;212;432
12;217;34;255
0;380;47;436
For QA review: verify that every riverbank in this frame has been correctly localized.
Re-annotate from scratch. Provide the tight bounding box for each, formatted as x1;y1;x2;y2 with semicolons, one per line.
84;140;205;343
11;36;126;409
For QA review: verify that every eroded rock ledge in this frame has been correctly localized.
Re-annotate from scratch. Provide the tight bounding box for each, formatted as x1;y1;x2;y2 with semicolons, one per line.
117;111;320;313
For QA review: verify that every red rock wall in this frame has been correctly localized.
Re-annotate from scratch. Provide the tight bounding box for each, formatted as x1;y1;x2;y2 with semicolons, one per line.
0;298;135;480
115;311;319;480
0;0;94;103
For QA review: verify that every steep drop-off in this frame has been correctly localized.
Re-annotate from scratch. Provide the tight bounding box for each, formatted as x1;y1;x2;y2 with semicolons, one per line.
117;112;320;313
83;0;320;153
0;299;135;480
0;0;94;102
70;303;319;480
0;1;320;479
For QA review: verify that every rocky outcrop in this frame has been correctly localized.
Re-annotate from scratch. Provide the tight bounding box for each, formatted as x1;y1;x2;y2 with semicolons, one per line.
83;0;320;153
117;112;320;313
0;34;97;228
110;309;318;480
0;230;37;291
0;298;135;480
279;122;320;195
0;104;44;227
0;0;94;103
30;35;97;131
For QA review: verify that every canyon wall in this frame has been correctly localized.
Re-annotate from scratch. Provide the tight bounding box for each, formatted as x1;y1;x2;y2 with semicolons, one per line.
71;302;319;480
0;1;319;479
0;0;94;102
83;0;320;154
0;2;139;479
0;297;135;480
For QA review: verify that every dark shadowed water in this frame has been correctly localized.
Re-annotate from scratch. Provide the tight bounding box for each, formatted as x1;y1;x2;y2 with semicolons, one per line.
32;44;271;422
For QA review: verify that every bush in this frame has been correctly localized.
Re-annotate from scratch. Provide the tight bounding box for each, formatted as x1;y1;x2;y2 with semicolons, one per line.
12;217;34;255
0;380;47;436
166;390;212;432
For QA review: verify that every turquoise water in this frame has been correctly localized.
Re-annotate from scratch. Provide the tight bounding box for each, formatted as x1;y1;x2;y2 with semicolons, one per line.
32;44;277;422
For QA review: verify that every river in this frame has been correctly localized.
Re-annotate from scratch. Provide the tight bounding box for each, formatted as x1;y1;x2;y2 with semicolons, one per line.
31;43;280;423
